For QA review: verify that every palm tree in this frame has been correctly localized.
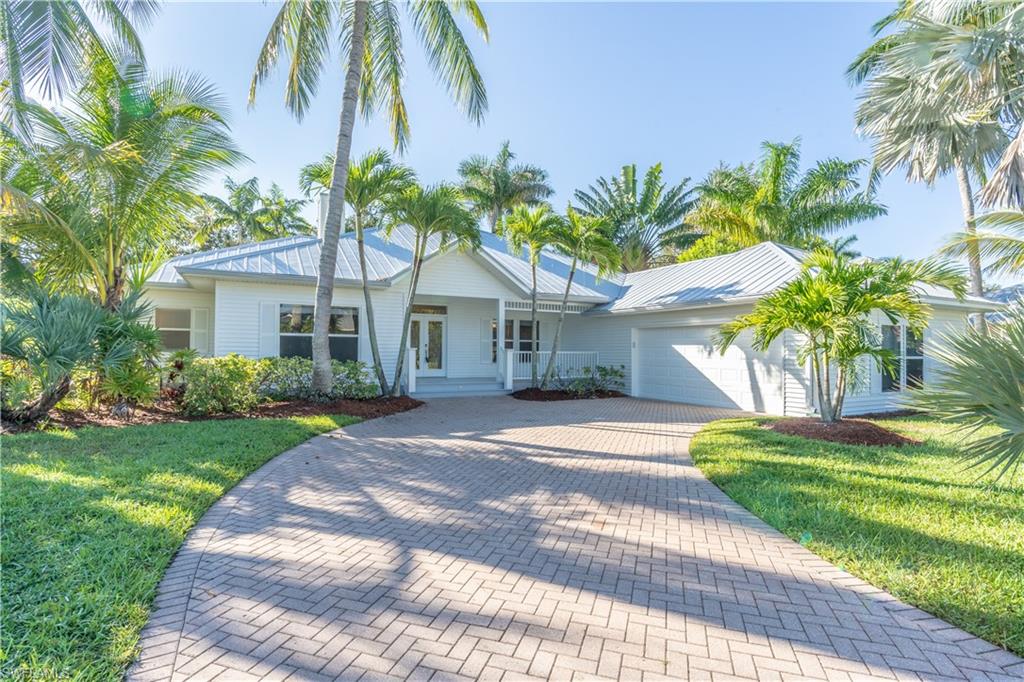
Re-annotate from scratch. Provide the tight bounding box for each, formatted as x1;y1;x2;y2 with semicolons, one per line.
574;163;696;272
850;3;1018;331
458;141;553;232
683;141;885;260
384;183;480;396
2;53;242;310
197;177;311;248
299;149;416;394
541;207;620;388
1;0;158;134
944;211;1024;279
718;248;966;423
250;0;489;394
504;204;563;387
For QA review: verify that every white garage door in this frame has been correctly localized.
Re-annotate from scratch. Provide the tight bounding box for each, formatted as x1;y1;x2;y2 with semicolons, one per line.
635;326;784;413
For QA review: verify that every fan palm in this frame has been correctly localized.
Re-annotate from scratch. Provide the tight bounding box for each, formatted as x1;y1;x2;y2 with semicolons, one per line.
540;207;620;388
1;0;158;134
2;53;242;310
198;177;311;248
684;140;885;259
718;248;966;423
504;204;564;387
384;183;480;395
911;307;1024;480
574;163;696;272
458;141;553;233
250;0;488;393
850;1;1023;329
299;149;415;393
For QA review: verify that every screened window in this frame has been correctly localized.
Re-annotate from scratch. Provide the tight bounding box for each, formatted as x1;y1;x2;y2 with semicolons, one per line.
155;308;192;350
279;305;358;361
518;320;541;352
881;324;924;392
411;304;448;315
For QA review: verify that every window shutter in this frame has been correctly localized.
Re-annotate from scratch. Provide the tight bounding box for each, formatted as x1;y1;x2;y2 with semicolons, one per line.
480;318;494;363
259;302;279;358
190;308;210;355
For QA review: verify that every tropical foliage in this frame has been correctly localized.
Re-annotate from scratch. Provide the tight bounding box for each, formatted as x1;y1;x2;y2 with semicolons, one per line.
718;247;966;424
250;0;489;393
944;211;1024;278
0;0;158;134
574;163;696;271
541;207;620;388
911;308;1024;480
384;184;481;395
299;149;416;393
682;140;885;261
504;204;565;386
2;53;241;309
192;176;311;249
458;141;553;232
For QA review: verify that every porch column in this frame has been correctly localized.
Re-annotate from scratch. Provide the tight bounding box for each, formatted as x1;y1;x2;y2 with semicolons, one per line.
497;297;506;381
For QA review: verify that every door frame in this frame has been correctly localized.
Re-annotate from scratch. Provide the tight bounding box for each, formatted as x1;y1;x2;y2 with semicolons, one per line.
410;313;448;377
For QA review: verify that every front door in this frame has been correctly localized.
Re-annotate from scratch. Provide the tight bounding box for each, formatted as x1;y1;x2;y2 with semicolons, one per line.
410;315;446;377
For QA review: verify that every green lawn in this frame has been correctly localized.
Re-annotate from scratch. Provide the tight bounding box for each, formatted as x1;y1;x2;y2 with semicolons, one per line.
2;414;359;681
690;416;1024;657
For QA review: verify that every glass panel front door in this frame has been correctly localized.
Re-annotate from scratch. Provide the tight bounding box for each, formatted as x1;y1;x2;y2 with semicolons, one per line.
410;315;445;377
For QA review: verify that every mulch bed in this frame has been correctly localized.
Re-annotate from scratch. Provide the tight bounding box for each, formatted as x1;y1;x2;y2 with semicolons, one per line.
767;417;921;447
2;396;423;434
511;388;626;401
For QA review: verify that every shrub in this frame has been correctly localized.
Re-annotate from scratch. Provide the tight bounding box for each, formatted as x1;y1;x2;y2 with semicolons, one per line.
180;354;265;416
259;356;378;402
556;364;626;397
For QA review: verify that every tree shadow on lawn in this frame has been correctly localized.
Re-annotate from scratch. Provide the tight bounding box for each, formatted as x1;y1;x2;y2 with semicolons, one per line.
132;414;1021;680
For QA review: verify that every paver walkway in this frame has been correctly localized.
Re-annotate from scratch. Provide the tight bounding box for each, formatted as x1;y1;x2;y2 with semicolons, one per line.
130;397;1023;681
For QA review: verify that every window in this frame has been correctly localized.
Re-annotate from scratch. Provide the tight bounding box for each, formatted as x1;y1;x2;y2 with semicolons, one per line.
278;305;359;361
411;304;447;315
504;319;514;350
155;308;191;350
881;323;924;392
518;320;540;352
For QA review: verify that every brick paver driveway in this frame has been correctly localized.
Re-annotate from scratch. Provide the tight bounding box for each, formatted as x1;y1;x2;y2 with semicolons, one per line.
131;397;1022;681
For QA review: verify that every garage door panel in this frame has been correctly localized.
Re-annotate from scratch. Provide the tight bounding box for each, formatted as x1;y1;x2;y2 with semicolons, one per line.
636;326;782;413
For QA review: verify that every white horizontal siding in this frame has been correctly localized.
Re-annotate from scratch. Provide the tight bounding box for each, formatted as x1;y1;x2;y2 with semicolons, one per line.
141;288;216;356
782;331;812;416
412;250;521;299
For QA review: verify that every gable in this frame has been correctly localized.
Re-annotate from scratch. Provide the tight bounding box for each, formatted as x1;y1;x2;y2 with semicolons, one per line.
413;250;523;299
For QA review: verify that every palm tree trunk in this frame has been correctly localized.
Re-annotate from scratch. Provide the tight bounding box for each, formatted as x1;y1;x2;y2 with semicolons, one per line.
954;160;988;334
356;213;389;394
310;0;368;393
489;209;499;233
392;235;425;396
530;259;538;388
542;257;576;388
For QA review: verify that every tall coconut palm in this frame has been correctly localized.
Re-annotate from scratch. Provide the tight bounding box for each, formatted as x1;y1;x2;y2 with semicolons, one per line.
504;204;563;387
541;207;620;388
384;183;480;395
458;141;553;233
850;2;1020;331
250;0;489;394
299;149;415;393
574;163;696;272
1;0;158;134
944;211;1024;279
2;53;242;310
683;140;886;259
197;177;311;248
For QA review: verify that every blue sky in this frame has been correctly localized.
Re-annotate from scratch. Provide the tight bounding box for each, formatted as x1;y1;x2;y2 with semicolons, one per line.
140;2;1018;286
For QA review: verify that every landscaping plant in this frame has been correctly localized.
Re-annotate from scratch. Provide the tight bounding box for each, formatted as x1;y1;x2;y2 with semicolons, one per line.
259;357;378;402
556;364;626;397
179;354;265;417
458;141;554;233
717;247;966;423
911;307;1024;480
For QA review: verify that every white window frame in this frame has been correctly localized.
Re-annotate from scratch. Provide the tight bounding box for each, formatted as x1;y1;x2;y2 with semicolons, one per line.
154;307;208;353
881;322;924;393
277;304;360;360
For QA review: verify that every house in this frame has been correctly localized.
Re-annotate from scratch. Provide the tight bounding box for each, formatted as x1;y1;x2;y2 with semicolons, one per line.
144;229;996;415
986;283;1023;325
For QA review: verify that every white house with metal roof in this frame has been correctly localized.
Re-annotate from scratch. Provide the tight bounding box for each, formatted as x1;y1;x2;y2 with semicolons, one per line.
144;230;996;415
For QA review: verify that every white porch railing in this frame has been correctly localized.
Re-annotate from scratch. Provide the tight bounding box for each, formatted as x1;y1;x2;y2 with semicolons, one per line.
512;351;599;381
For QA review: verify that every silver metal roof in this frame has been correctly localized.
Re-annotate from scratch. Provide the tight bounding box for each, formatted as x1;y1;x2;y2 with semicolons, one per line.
150;235;989;312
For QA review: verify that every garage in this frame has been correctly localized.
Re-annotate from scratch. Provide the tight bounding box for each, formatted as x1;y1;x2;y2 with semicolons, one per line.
634;325;785;413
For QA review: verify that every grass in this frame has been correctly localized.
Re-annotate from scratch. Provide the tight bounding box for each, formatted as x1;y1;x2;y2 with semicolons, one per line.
690;416;1024;657
1;414;359;681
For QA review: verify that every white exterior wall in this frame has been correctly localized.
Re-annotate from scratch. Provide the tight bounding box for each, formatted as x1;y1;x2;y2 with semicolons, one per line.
412;250;522;300
141;287;216;356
